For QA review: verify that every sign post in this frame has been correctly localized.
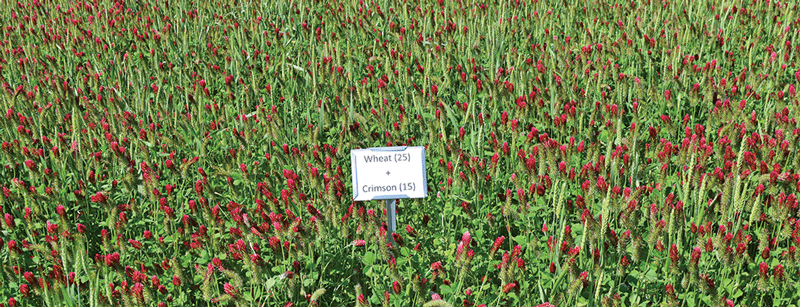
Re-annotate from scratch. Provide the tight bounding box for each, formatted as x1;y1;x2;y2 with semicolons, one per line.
351;146;427;245
385;199;396;241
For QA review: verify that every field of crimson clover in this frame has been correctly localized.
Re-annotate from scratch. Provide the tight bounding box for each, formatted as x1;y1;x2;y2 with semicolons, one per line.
4;0;800;306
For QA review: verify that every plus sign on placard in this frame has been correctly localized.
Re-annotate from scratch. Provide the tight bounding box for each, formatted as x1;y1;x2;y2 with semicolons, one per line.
351;146;428;201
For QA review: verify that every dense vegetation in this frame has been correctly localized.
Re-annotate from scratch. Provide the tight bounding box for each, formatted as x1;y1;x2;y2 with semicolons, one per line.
2;0;800;306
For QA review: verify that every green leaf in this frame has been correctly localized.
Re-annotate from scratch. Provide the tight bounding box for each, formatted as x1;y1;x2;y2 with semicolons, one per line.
61;287;77;307
441;102;459;135
514;235;528;246
645;269;658;282
439;284;453;295
363;251;376;265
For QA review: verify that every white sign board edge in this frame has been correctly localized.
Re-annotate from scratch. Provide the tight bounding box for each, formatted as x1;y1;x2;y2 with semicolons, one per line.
351;146;428;201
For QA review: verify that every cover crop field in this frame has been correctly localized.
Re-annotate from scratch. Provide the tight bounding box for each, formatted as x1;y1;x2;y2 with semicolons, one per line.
1;0;800;306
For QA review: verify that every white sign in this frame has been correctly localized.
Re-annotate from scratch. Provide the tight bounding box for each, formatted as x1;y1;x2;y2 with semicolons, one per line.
351;146;427;201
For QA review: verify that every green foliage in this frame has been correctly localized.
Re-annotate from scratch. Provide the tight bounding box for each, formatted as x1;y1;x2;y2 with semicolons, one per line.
1;0;800;306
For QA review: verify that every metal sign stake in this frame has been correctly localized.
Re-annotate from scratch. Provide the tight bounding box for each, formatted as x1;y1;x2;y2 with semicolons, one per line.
386;199;396;245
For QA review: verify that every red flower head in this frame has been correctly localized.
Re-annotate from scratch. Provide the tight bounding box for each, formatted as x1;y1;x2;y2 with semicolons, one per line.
56;205;66;217
105;252;120;266
691;247;702;262
391;233;404;246
195;179;204;196
223;283;238;297
132;283;145;300
502;282;516;293
759;262;769;278
669;244;680;263
393;281;401;294
3;213;14;229
775;264;785;280
129;239;143;250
